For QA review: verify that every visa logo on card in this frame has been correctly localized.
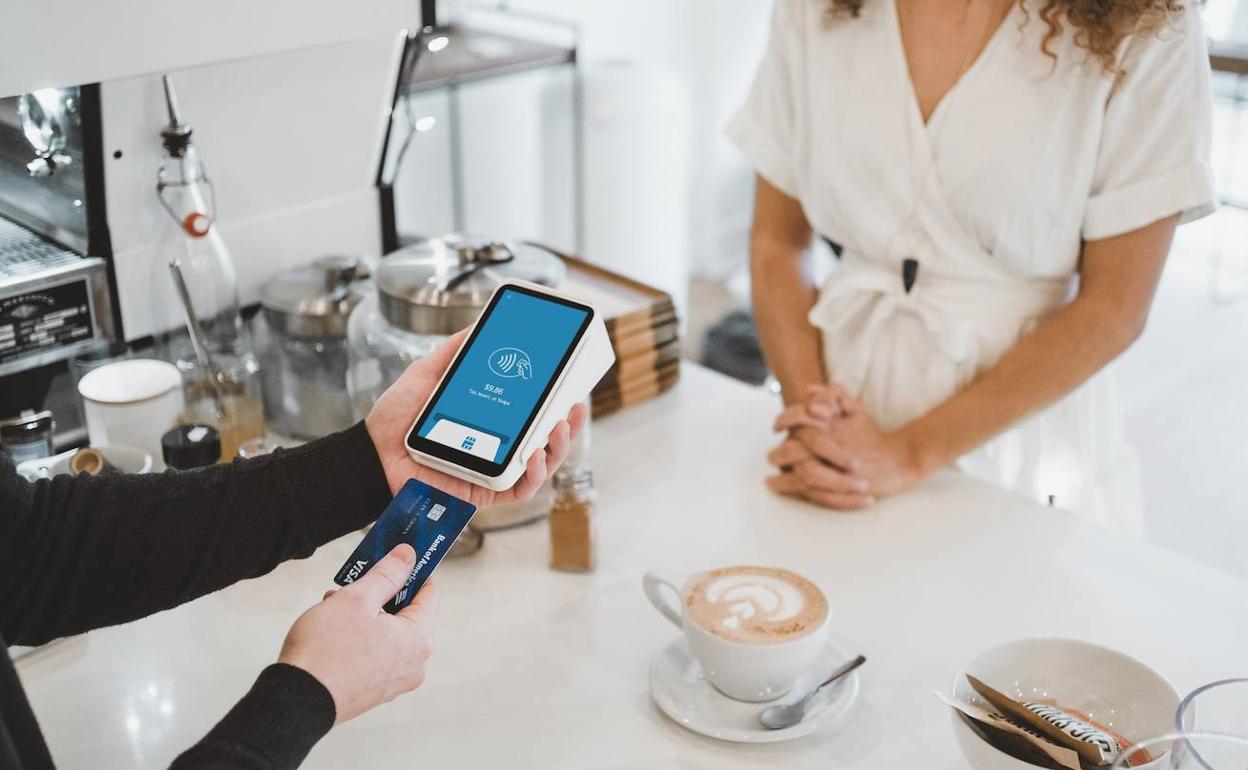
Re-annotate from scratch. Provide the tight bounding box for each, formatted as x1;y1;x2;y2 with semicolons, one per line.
333;479;477;613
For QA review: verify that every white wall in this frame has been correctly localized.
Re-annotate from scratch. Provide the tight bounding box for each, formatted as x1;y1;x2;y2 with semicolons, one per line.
0;0;417;97
1204;0;1248;41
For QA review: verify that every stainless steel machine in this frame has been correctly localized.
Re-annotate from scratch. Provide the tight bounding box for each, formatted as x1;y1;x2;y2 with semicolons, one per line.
0;0;418;445
0;87;115;398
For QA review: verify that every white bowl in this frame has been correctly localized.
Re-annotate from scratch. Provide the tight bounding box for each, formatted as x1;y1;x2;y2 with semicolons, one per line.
52;444;154;475
950;638;1180;770
18;445;154;481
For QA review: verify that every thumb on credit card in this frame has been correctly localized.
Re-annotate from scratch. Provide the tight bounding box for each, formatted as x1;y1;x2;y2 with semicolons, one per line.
345;544;416;608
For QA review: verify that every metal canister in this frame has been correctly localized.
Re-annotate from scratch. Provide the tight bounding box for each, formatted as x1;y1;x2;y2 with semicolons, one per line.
0;409;54;464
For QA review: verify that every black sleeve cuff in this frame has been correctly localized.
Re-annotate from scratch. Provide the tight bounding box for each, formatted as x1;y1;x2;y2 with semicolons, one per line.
170;663;336;769
272;422;394;546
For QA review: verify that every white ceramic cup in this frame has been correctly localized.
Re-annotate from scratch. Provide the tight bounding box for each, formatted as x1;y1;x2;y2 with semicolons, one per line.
78;359;183;468
643;569;830;702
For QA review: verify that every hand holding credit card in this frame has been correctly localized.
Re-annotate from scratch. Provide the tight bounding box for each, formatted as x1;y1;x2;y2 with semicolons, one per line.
334;479;477;613
282;543;441;724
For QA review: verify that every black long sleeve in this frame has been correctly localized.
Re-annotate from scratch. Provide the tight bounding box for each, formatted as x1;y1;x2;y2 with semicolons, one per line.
169;664;336;770
0;422;391;647
0;423;393;770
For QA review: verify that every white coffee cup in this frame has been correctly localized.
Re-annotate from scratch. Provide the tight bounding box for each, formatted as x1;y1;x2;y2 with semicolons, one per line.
643;568;830;702
78;359;183;468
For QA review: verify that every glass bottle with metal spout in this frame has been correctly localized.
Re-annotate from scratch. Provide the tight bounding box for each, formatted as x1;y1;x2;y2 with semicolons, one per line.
150;75;264;460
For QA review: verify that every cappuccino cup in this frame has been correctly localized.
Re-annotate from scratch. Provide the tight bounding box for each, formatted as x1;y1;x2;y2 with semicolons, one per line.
643;565;830;702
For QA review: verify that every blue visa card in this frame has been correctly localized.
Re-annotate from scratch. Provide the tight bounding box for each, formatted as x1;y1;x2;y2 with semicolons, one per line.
333;479;477;613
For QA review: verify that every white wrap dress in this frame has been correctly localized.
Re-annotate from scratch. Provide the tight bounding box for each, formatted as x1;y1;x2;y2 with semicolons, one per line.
728;0;1216;530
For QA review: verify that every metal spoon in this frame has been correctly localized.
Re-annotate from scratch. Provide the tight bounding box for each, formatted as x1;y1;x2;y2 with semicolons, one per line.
758;654;867;730
442;241;515;292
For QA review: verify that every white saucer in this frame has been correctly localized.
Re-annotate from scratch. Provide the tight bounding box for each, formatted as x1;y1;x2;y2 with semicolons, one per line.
649;637;861;743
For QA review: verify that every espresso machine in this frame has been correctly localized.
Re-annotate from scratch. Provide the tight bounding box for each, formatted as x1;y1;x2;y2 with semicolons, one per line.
0;86;115;404
0;0;419;452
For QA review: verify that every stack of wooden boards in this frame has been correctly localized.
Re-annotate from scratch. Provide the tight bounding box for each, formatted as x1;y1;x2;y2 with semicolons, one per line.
545;250;681;418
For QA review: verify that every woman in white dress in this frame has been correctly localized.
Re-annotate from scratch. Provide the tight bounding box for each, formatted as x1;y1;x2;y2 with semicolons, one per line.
730;0;1216;530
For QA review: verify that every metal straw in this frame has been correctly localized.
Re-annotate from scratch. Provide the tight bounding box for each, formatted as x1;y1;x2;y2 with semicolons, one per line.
167;261;227;417
162;74;183;128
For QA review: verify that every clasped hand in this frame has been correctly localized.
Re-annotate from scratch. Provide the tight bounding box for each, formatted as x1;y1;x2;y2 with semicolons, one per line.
765;384;923;510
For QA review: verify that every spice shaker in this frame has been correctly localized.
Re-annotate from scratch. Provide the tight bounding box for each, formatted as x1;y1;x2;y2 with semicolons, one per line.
549;398;595;572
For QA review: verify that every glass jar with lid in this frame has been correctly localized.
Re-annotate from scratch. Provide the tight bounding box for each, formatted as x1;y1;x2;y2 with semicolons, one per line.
346;234;566;422
256;256;367;439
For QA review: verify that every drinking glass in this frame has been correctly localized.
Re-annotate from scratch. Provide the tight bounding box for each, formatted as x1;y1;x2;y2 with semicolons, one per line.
69;341;133;428
69;341;133;383
237;437;279;459
1177;679;1248;735
1109;731;1248;769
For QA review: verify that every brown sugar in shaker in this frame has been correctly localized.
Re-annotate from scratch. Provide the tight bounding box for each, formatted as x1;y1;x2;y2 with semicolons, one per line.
549;398;595;572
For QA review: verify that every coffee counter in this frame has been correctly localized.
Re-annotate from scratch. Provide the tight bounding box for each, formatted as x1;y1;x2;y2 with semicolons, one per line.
17;364;1248;768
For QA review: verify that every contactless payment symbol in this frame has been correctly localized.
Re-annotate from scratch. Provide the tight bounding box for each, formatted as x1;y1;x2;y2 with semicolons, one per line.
488;347;533;380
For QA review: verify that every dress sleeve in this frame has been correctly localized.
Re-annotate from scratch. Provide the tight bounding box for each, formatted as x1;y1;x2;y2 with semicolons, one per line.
1081;6;1217;241
725;0;804;198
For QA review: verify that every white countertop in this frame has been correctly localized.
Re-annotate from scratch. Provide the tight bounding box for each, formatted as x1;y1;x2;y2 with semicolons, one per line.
18;364;1248;769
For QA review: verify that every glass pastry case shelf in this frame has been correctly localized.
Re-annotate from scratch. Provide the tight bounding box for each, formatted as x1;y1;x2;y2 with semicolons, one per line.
406;24;576;94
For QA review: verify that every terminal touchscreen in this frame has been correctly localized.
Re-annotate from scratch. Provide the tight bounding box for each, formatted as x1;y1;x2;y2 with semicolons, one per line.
405;282;612;491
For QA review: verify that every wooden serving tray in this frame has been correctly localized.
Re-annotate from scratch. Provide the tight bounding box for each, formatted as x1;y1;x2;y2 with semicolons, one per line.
526;242;683;416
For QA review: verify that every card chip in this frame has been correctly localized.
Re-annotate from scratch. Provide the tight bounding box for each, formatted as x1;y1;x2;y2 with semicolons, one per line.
427;503;446;522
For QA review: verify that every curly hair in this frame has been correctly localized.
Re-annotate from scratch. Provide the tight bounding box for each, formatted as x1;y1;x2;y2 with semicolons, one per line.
825;0;1186;71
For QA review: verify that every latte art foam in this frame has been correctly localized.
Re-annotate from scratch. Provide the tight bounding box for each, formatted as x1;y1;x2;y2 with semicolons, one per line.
706;573;804;629
684;566;828;644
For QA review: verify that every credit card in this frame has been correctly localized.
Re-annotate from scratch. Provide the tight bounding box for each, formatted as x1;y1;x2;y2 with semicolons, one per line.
333;479;477;613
